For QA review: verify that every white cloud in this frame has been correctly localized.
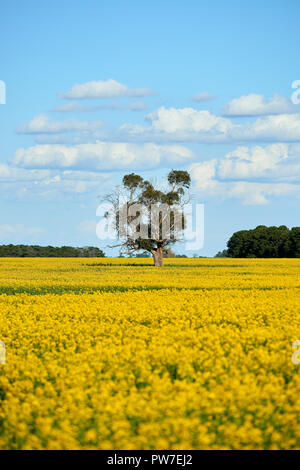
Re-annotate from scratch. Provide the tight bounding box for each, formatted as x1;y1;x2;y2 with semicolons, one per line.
19;104;300;147
189;143;300;205
218;144;291;180
0;160;112;202
17;114;103;135
13;141;194;171
119;106;300;144
51;100;148;113
191;91;216;102
223;93;299;116
191;163;300;205
0;163;52;181
120;107;233;143
147;107;231;134
235;113;300;142
59;79;156;100
0;163;12;178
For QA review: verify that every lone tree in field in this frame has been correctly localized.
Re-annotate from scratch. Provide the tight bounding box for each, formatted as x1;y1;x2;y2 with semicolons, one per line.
103;170;191;266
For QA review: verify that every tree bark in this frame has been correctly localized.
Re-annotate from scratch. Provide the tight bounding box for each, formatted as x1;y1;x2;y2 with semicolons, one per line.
152;247;164;267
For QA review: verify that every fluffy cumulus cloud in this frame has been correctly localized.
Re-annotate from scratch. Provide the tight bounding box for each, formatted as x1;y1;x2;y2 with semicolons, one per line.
236;113;300;142
189;143;300;205
13;141;194;171
147;108;231;134
59;79;156;100
191;91;216;102
120;107;234;143
119;106;300;144
222;93;298;116
218;144;290;180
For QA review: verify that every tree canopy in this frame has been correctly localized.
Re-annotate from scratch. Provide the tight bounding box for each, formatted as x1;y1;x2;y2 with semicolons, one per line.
226;226;300;258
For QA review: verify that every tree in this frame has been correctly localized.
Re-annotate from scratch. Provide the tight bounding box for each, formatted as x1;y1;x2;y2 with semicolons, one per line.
103;170;191;266
214;249;229;258
286;227;300;257
226;225;300;258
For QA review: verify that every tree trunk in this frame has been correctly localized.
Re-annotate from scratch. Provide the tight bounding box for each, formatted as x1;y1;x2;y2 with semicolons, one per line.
152;247;164;267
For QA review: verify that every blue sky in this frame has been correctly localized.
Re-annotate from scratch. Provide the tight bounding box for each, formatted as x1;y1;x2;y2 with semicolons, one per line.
1;0;300;256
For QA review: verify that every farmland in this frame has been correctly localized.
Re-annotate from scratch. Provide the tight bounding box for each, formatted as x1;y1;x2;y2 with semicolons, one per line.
0;258;300;449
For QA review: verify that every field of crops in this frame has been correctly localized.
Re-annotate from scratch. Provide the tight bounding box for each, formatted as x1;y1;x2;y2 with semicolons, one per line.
0;257;300;449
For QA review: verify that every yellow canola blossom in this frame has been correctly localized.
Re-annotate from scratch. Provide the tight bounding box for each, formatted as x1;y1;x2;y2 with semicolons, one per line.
0;257;300;449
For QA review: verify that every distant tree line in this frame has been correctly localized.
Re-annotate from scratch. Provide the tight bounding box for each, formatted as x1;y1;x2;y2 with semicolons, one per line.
216;226;300;258
0;245;105;257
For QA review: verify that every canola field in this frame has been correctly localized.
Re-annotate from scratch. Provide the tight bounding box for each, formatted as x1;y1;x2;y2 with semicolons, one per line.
0;257;300;450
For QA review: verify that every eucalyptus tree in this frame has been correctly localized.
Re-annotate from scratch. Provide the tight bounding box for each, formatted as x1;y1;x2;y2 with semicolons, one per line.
103;170;191;266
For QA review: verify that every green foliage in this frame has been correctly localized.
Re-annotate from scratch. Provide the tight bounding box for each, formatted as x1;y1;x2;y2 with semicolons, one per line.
168;170;191;189
0;245;105;258
214;249;229;258
122;173;144;191
227;226;300;258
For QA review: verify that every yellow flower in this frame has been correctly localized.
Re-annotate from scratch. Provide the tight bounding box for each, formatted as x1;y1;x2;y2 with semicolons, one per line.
0;257;299;449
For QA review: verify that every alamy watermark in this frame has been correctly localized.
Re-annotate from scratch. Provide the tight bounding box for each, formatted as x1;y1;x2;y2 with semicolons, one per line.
0;80;6;105
0;341;5;364
96;199;204;251
291;80;300;105
292;340;300;365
